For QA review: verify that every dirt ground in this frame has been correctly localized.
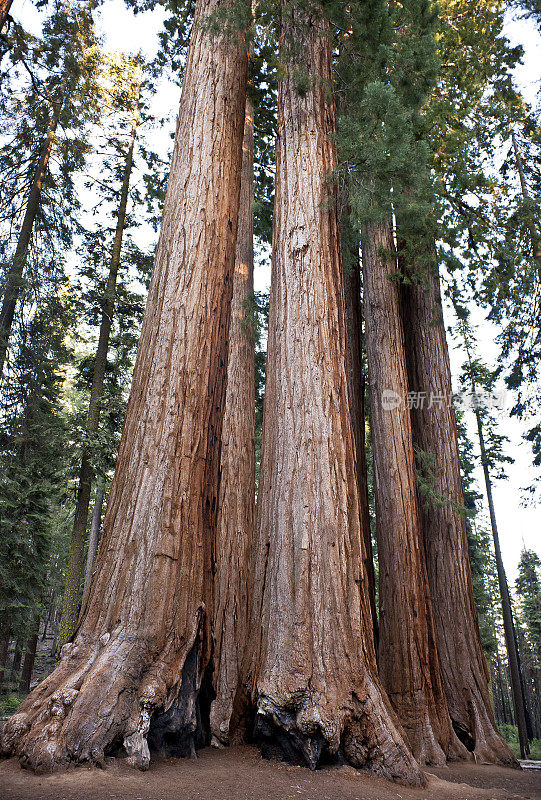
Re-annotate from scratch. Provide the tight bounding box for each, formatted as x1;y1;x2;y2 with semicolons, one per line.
1;745;540;800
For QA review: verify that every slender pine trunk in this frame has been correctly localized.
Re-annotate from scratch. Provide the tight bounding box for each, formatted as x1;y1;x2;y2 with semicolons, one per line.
472;395;530;758
0;113;58;380
18;617;40;694
83;486;105;594
0;630;9;692
56;99;140;655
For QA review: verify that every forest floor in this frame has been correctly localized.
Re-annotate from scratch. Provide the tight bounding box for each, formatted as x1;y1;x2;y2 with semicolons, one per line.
1;744;540;800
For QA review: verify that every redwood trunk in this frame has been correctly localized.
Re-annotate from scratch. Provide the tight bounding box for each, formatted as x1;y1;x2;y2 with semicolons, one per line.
363;221;455;765
0;115;57;380
0;0;12;32
1;0;248;771
400;258;518;766
56;100;140;655
210;98;255;746
243;7;422;784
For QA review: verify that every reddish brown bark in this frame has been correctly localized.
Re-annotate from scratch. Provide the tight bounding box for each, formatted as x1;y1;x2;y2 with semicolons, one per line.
363;221;458;765
400;258;518;767
0;0;248;771
242;7;422;784
210;98;255;747
0;0;13;32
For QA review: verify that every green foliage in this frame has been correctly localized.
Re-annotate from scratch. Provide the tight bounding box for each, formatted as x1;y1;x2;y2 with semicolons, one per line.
0;289;73;646
414;445;469;516
499;724;541;760
0;694;25;716
515;549;541;668
334;0;439;230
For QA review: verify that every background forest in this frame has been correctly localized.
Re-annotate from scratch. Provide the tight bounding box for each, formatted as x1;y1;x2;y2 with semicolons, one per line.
0;0;540;770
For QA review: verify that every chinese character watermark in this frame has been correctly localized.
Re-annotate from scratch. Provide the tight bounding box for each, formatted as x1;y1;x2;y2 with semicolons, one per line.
381;389;507;412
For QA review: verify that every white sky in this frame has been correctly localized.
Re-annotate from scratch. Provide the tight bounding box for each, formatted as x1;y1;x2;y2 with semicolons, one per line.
14;0;541;581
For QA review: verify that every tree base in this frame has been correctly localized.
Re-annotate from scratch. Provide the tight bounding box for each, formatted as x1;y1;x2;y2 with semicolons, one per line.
251;692;425;786
0;617;212;772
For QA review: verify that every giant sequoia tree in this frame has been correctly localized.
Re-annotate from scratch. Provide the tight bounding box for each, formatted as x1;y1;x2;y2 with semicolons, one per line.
0;0;248;770
400;256;517;766
242;4;422;784
362;222;458;765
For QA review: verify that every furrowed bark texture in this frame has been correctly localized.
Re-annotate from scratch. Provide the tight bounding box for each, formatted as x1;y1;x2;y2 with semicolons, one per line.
210;99;255;747
0;114;57;381
343;235;377;643
400;259;518;766
57;100;140;656
243;9;423;785
1;1;248;771
362;221;454;766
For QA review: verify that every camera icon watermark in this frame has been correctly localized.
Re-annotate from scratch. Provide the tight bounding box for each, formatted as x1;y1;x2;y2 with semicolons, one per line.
380;389;507;412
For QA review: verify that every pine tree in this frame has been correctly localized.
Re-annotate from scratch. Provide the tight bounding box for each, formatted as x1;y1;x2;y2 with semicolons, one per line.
456;309;530;759
56;55;144;655
0;288;73;693
0;0;100;380
515;549;541;739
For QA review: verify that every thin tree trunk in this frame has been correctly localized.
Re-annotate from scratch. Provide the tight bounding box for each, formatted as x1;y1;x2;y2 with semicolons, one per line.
400;256;517;765
83;486;105;595
18;617;39;694
363;220;457;765
210;98;255;747
243;6;422;784
511;131;541;277
468;364;530;759
0;0;13;32
10;642;22;681
1;0;249;771
489;657;502;725
0;630;9;692
343;223;377;644
0;114;58;380
56;99;140;655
